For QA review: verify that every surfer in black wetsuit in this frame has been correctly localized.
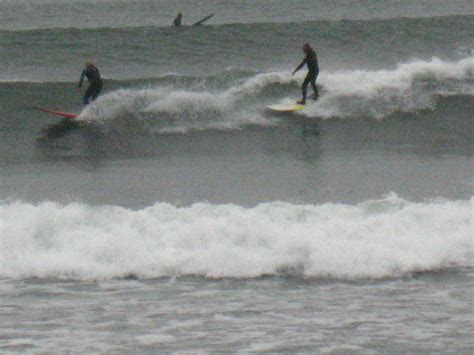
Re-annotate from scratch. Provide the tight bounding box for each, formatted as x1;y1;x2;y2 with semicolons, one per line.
173;12;183;26
292;43;319;105
78;61;103;105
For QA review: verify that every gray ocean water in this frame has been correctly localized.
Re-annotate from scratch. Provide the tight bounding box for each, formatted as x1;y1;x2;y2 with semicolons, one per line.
1;0;473;352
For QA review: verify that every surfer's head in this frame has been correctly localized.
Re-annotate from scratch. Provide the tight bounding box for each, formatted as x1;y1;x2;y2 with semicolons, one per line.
85;61;94;68
302;43;311;53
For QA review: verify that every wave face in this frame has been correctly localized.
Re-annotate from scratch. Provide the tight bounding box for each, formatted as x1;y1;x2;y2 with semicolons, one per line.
1;57;472;132
12;56;470;133
0;195;472;280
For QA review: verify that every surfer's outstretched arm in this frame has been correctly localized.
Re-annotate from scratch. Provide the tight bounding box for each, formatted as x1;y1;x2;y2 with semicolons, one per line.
292;59;307;75
78;70;86;88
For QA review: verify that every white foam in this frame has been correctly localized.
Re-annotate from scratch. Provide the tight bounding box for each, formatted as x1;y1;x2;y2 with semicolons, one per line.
76;71;296;131
1;194;472;280
303;56;474;118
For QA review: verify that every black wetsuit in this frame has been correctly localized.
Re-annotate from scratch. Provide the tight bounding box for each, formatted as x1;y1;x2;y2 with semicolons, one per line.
79;65;103;105
173;14;182;26
295;48;319;102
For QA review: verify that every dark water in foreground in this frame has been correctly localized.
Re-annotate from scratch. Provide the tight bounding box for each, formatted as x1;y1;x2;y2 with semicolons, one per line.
1;272;473;352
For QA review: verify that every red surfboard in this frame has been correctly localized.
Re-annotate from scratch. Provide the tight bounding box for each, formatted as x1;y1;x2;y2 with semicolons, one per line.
34;106;79;119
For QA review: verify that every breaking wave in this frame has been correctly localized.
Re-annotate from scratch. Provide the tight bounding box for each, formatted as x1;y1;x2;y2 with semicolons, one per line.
0;194;472;280
68;56;474;132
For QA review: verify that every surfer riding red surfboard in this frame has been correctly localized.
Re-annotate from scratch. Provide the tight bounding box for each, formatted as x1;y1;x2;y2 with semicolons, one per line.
78;61;103;105
35;61;103;119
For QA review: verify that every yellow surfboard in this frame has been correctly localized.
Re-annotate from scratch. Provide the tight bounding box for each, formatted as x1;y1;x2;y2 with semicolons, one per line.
266;103;305;113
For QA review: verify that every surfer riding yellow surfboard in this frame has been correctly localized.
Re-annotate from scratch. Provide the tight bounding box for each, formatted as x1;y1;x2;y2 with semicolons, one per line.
292;43;319;105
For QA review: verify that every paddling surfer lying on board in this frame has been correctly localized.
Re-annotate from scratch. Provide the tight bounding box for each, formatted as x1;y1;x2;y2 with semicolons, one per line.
171;13;214;27
173;12;183;26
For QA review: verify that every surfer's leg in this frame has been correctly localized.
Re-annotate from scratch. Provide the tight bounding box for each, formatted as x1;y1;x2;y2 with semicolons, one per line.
91;81;103;101
83;85;94;105
300;74;311;104
84;82;102;104
311;72;319;99
83;94;91;105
